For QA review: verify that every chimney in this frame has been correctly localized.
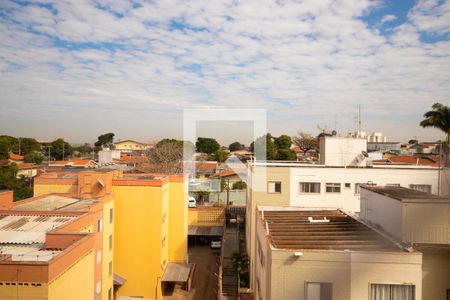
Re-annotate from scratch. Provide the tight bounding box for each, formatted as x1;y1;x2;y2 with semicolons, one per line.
0;190;14;210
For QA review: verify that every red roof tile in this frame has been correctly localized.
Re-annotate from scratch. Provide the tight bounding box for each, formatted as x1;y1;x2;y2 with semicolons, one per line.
9;153;24;161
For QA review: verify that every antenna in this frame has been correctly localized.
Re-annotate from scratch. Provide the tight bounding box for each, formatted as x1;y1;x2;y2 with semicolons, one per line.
358;105;362;132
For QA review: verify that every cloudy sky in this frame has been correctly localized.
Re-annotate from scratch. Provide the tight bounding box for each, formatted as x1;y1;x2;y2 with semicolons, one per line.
0;0;449;145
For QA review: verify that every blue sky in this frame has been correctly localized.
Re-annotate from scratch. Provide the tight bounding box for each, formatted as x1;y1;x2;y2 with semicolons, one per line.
0;0;449;145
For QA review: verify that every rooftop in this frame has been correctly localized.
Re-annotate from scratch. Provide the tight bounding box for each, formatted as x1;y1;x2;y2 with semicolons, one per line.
13;195;97;212
259;208;403;251
361;185;450;202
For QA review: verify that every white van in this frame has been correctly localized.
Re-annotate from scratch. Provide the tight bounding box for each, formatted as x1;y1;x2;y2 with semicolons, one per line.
188;196;196;208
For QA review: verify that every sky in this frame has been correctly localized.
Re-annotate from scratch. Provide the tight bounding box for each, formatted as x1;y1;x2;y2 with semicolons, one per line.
0;0;449;145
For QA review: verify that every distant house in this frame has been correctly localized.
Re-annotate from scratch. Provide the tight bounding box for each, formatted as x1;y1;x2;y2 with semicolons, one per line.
8;153;24;164
49;160;99;169
367;142;401;152
114;139;148;153
210;169;246;187
372;155;441;167
16;163;41;178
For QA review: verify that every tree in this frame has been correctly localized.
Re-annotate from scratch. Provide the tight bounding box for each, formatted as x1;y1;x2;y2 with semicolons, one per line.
250;134;277;160
146;139;184;174
49;139;73;160
212;149;230;163
0;164;33;201
73;143;94;157
95;133;115;148
420;103;450;145
24;152;44;164
229;251;249;288
0;136;17;159
274;134;292;150
229;141;245;152
18;138;40;155
293;132;319;153
232;180;247;190
196;137;220;154
276;148;297;160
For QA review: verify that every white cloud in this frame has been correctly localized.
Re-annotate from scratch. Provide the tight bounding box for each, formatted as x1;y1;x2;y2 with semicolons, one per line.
380;14;397;24
0;0;449;143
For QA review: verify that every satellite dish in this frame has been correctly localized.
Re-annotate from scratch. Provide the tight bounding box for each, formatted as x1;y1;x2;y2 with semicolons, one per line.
362;151;368;157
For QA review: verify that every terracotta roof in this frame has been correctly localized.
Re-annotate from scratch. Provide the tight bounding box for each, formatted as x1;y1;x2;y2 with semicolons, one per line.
210;169;246;178
291;147;304;153
50;160;98;167
115;156;148;164
17;163;41;170
197;162;217;171
373;155;440;167
9;153;24;161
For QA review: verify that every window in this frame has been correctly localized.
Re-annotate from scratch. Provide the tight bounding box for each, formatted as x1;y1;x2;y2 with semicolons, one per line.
97;219;103;233
96;281;101;295
109;261;113;277
109;208;113;224
96;250;102;264
326;183;341;193
345;183;351;189
306;282;332;300
109;234;113;251
410;184;431;194
299;182;321;194
370;284;415;300
268;181;281;193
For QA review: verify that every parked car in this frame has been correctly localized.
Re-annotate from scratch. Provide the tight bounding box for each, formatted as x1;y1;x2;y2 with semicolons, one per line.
210;239;222;249
188;196;197;208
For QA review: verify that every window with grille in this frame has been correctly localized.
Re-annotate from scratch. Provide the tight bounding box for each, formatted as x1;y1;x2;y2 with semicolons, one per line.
409;184;431;194
370;284;415;300
299;182;321;193
325;183;341;193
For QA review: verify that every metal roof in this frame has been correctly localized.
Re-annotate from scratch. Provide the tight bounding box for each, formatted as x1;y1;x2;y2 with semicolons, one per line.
361;185;450;202
161;263;194;283
13;195;97;212
188;225;223;236
0;215;77;244
0;245;60;262
260;209;403;251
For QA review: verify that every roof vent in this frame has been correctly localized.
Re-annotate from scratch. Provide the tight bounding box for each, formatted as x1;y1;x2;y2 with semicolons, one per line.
308;217;330;223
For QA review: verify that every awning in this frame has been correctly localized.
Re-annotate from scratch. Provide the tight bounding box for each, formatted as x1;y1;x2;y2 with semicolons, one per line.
161;263;194;283
188;225;223;237
114;273;127;286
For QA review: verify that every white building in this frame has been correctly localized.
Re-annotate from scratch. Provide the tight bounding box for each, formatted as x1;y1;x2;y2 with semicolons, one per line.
98;148;121;164
360;185;450;300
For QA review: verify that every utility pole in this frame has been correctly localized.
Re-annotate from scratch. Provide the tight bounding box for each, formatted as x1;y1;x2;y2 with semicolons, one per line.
438;140;442;196
18;138;21;155
358;105;362;132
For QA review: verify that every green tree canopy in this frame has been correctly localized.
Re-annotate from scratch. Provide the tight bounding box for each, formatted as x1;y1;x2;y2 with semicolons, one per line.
24;152;44;164
18;138;41;155
276;148;297;160
274;134;292;150
232;180;247;190
250;134;277;160
0;164;33;201
212;148;230;163
196;137;220;154
420;103;450;144
229;141;245;152
49;139;73;160
95;133;115;148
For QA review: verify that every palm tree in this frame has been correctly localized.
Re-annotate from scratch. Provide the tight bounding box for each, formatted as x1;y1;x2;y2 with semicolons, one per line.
420;103;450;145
229;251;249;288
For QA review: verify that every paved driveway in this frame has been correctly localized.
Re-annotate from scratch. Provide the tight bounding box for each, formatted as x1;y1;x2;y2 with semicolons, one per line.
163;246;219;300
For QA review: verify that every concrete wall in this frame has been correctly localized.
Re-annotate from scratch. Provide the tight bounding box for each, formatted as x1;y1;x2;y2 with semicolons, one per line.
319;137;367;167
246;166;290;289
266;249;421;300
289;166;438;212
360;189;403;241
418;247;450;300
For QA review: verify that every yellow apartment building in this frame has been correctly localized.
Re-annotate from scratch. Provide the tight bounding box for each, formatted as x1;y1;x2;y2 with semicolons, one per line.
33;169;189;300
0;191;114;300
